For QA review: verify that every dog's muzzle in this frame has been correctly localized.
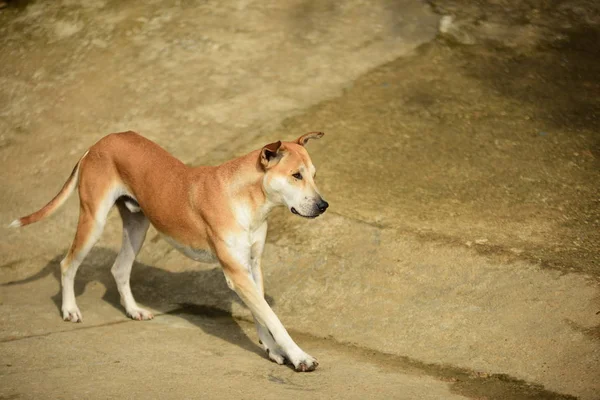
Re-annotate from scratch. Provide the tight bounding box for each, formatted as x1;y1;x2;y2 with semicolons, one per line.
291;199;329;218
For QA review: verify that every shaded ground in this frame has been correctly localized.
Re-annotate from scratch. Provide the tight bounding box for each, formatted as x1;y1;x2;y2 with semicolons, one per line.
1;0;599;399
276;25;600;276
0;248;576;400
422;0;600;275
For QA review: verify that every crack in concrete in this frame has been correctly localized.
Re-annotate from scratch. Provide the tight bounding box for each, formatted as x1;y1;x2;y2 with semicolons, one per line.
320;210;600;280
0;304;222;344
152;303;581;400
0;319;133;343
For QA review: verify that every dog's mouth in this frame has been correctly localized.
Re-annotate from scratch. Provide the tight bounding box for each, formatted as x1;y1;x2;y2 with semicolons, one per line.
291;207;319;219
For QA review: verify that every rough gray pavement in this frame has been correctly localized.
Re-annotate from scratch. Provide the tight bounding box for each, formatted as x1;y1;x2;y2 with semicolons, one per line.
1;0;599;399
0;276;467;400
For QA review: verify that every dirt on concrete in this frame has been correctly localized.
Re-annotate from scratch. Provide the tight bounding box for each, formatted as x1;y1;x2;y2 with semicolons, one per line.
1;0;599;399
0;255;575;400
423;0;600;276
268;1;600;278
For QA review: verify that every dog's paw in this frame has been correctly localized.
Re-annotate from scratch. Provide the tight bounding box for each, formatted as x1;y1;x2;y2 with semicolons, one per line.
267;348;287;365
292;353;319;372
126;307;154;321
62;306;83;323
259;340;287;365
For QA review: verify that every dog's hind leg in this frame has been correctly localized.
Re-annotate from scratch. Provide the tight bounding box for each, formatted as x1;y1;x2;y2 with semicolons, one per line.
60;188;116;322
111;200;152;320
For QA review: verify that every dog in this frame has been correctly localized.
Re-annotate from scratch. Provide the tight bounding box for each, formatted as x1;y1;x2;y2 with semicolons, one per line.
10;131;328;372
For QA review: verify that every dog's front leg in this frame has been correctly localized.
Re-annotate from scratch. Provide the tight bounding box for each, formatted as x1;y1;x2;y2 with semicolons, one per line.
249;223;287;365
216;242;318;372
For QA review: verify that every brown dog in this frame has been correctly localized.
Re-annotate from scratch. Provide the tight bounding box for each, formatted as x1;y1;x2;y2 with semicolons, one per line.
11;131;328;372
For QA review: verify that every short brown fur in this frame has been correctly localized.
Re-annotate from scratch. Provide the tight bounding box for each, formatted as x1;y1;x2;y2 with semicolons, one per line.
12;131;327;372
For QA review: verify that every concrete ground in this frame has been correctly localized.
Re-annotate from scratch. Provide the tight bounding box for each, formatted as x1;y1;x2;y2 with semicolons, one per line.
1;0;599;399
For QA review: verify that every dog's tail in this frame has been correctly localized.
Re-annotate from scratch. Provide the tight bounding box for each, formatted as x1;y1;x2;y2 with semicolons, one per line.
9;151;89;228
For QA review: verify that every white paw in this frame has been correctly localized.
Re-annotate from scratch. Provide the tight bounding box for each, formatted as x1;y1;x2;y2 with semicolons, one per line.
127;307;154;321
259;340;286;365
290;352;319;372
62;306;83;323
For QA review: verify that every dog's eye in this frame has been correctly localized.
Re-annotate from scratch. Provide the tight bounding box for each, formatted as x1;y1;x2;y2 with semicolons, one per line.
292;172;302;180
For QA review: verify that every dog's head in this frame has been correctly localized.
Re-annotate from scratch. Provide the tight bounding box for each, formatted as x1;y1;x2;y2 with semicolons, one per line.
260;132;328;218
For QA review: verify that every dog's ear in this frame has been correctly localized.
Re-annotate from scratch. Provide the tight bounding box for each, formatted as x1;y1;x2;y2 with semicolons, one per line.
260;140;283;169
295;132;324;146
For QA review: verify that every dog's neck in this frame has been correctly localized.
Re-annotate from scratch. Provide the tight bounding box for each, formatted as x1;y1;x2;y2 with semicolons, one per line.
212;150;280;230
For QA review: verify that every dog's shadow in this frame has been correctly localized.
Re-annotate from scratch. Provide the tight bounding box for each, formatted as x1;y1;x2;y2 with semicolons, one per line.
5;247;275;359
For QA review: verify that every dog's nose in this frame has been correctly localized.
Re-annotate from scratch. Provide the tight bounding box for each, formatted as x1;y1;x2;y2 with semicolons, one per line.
317;199;329;213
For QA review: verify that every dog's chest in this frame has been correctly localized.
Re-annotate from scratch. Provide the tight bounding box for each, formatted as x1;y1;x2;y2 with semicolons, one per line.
162;235;218;264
